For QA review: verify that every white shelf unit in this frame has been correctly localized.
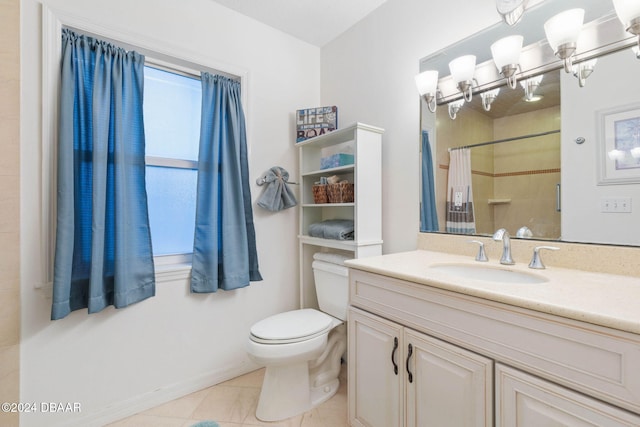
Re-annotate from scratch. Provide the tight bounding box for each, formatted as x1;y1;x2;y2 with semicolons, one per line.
297;122;383;309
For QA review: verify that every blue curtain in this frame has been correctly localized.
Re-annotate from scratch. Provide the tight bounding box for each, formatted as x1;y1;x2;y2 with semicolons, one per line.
191;73;262;293
52;29;155;320
420;131;439;232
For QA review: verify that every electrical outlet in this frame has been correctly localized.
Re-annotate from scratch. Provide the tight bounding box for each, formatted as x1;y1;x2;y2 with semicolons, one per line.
601;197;632;213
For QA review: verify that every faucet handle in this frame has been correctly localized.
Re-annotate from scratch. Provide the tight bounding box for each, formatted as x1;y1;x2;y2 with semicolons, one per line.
469;240;488;262
528;246;559;269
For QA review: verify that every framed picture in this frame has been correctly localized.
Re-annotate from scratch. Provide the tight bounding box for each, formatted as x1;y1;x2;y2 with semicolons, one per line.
597;103;640;185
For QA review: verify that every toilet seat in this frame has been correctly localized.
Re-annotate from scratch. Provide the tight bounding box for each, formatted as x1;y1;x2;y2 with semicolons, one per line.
250;309;334;344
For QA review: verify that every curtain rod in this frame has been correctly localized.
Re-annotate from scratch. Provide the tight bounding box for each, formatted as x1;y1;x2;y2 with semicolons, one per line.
448;129;560;151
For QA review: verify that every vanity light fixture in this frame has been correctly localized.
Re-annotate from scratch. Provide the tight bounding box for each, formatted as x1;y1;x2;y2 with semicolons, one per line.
543;8;585;73
448;99;465;120
520;75;543;102
572;58;597;87
496;0;529;26
481;88;500;112
415;70;439;113
633;46;640;59
612;0;640;49
608;149;626;161
448;55;476;102
490;35;523;89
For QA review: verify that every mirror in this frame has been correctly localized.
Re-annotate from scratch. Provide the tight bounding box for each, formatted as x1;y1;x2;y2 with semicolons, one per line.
419;0;640;247
428;70;561;239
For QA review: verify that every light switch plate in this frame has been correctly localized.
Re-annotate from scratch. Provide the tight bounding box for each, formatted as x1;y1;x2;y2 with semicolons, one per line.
601;197;632;213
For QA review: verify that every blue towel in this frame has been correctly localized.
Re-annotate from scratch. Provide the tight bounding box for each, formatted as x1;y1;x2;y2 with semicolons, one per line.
308;219;354;240
257;166;297;211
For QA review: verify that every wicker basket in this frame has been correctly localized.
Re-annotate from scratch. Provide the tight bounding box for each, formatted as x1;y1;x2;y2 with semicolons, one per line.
327;181;354;203
312;184;328;204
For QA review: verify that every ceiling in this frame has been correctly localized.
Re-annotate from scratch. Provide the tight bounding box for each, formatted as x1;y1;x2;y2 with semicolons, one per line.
209;0;389;47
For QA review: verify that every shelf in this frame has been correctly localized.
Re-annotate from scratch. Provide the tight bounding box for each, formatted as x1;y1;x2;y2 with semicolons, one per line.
298;122;383;309
302;164;354;177
302;203;355;208
298;235;357;251
295;122;384;149
298;235;384;251
488;198;512;205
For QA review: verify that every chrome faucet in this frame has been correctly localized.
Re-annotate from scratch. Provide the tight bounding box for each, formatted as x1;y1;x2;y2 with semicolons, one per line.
492;228;515;265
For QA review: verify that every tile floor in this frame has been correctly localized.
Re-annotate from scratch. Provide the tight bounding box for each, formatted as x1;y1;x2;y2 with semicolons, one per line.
106;365;349;427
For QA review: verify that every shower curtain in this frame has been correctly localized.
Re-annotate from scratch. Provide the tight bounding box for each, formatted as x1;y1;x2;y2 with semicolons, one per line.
420;131;439;232
446;148;476;234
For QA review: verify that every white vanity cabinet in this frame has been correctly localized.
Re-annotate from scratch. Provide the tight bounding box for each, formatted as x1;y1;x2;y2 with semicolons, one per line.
348;307;493;427
347;268;640;427
496;364;640;427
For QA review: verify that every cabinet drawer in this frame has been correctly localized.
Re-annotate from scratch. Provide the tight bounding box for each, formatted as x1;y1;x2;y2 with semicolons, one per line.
349;269;640;413
496;364;640;427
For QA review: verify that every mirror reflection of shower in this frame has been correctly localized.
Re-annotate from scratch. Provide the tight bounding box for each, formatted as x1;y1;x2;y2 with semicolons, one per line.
437;114;561;239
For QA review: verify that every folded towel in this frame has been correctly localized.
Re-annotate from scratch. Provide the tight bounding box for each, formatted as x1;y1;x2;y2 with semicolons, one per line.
313;252;351;265
257;166;297;212
308;219;354;240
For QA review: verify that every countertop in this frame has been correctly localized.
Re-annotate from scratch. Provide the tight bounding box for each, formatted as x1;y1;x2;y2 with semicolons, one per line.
345;250;640;335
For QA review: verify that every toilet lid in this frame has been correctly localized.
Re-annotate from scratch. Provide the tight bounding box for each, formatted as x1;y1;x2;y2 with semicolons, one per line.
250;309;333;344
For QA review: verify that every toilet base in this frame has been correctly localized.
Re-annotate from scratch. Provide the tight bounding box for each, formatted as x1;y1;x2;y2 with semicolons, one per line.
254;324;346;422
310;377;339;407
256;362;311;422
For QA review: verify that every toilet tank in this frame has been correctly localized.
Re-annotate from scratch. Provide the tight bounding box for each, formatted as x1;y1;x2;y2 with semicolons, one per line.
312;253;350;321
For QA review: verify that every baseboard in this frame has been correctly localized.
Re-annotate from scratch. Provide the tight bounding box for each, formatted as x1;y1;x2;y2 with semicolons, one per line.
50;360;260;427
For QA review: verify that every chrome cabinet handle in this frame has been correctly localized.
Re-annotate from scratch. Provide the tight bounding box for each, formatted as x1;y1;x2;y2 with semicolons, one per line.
391;337;399;375
406;343;414;383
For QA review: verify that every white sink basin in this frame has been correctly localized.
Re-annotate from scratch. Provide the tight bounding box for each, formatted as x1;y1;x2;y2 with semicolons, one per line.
429;263;548;284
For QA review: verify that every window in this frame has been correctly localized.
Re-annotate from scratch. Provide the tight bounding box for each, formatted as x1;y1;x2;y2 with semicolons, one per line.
40;12;251;288
143;65;201;262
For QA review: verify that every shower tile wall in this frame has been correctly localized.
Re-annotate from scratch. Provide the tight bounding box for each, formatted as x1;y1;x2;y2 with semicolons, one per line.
493;106;561;238
0;0;21;426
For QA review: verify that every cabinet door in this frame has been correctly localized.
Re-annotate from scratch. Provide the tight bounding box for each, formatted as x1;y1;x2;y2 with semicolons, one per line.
405;329;493;427
349;307;404;427
496;364;640;427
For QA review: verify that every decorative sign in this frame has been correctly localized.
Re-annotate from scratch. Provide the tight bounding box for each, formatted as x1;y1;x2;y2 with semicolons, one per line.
296;106;338;143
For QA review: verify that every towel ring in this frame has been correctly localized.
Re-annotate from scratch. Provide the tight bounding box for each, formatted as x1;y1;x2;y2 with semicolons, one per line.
255;176;299;186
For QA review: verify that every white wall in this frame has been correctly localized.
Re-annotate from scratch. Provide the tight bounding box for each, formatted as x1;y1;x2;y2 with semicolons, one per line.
20;0;319;426
562;47;640;245
320;0;505;254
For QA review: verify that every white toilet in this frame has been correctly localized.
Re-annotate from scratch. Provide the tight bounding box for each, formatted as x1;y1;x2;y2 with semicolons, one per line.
246;252;350;422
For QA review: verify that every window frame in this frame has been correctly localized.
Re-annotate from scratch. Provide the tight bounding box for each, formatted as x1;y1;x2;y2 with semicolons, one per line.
144;158;199;267
41;6;249;286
